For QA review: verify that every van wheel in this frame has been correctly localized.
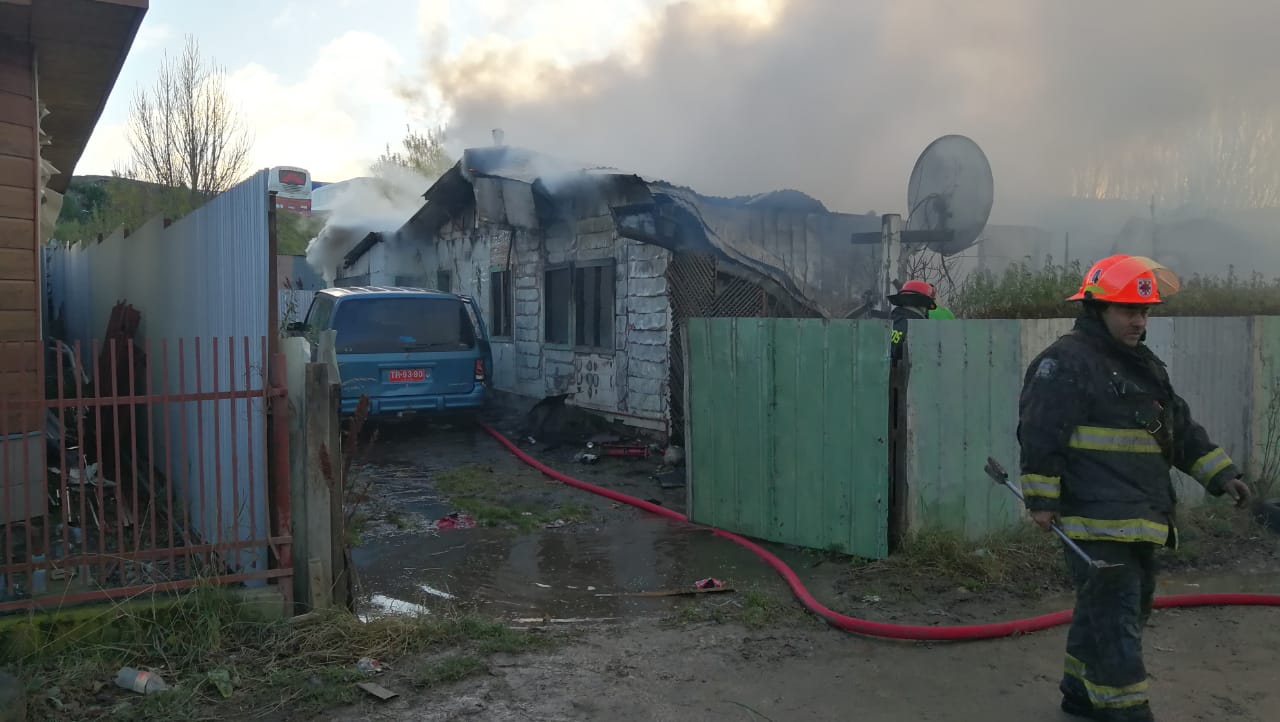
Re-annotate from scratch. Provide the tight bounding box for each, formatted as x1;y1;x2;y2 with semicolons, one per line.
1254;498;1280;534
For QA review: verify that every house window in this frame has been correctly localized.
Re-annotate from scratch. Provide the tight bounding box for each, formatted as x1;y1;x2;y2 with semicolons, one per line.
436;270;452;293
574;263;615;350
489;270;513;338
393;274;427;288
544;267;572;345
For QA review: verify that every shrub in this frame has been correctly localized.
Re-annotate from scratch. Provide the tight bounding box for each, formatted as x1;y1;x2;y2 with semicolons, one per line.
953;257;1280;319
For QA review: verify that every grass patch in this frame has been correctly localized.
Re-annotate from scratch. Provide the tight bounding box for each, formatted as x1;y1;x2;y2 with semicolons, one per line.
852;503;1273;600
891;525;1063;593
5;586;551;722
671;589;794;629
435;464;593;532
1164;500;1273;568
410;654;486;689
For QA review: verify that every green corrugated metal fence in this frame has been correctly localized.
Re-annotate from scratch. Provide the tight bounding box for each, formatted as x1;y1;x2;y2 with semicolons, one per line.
684;318;890;559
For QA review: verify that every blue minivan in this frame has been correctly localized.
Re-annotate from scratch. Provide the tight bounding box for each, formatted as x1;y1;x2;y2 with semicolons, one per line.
299;287;492;418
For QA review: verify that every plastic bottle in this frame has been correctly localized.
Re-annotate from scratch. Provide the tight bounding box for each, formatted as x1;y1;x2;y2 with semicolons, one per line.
114;667;168;695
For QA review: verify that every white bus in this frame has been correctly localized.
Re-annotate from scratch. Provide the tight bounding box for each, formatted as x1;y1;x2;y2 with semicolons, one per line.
268;166;312;215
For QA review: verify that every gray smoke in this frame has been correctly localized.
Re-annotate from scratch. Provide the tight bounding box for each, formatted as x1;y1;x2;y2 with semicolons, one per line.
417;0;1280;225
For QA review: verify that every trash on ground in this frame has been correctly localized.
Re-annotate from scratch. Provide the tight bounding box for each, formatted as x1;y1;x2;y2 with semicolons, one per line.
367;594;432;617
512;617;619;625
534;582;552;589
419;583;455;600
207;669;235;698
114;668;167;695
356;681;399;701
595;584;735;598
653;470;685;489
663;445;686;466
861;594;882;604
574;453;599;464
545;518;571;529
431;512;476;531
356;658;384;675
695;578;725;590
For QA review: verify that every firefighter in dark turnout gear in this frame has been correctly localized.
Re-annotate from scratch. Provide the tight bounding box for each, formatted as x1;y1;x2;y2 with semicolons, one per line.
888;279;937;362
1018;254;1252;722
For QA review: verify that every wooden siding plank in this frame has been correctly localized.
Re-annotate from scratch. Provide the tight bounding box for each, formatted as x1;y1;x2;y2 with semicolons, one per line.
686;318;890;558
0;247;34;280
0;186;33;220
793;320;829;550
0;91;35;127
708;319;737;530
0;341;37;373
0;121;33;157
0;61;33;99
822;323;855;553
854;320;891;557
0;279;35;310
771;319;800;544
731;318;766;538
0;217;31;249
0;309;36;341
0;154;32;187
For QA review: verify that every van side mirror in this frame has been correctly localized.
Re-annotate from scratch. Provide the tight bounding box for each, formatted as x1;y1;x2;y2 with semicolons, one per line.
285;321;307;336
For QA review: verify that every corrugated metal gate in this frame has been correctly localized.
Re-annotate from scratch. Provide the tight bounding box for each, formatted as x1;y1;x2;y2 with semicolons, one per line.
683;317;891;559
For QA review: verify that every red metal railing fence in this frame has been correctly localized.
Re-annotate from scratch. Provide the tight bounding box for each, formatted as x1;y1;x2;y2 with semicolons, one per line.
0;335;291;612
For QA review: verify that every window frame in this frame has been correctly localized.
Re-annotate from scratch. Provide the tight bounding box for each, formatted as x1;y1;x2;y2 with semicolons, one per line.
572;259;616;354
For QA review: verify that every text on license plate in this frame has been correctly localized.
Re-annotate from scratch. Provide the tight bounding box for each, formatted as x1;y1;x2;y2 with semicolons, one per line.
388;368;428;383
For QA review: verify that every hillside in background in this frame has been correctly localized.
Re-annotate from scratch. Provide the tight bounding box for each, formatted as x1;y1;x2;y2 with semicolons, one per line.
55;175;319;255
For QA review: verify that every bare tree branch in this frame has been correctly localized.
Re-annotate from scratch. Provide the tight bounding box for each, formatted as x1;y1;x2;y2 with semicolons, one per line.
374;125;453;180
125;35;254;201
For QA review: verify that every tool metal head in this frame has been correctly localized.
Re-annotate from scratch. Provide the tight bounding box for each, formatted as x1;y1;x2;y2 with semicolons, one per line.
984;457;1007;484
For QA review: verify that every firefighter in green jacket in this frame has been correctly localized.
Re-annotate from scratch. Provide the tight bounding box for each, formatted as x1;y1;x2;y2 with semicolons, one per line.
1018;254;1251;722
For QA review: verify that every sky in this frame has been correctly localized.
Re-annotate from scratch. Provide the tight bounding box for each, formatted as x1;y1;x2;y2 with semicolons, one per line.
78;0;707;183
80;0;1280;227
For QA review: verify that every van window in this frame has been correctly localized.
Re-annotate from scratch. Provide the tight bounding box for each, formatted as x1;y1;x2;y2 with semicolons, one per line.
304;294;336;336
332;297;477;354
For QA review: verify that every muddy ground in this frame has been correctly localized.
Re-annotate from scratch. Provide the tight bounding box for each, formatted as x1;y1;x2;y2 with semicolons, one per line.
331;419;1280;722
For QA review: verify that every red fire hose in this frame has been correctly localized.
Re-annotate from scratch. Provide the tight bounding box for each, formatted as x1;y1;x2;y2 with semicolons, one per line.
481;425;1280;641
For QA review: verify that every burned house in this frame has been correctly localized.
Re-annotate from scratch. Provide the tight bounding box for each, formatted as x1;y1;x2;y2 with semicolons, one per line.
336;146;884;437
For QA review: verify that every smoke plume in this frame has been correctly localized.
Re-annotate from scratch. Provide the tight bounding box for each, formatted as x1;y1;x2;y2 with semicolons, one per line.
305;164;438;284
415;0;1280;224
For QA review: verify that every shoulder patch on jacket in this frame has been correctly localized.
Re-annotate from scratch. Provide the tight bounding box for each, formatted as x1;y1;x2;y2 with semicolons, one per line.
1034;358;1058;379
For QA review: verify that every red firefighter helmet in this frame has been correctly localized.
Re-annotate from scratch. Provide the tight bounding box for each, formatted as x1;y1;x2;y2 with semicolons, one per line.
1067;254;1181;305
888;279;937;307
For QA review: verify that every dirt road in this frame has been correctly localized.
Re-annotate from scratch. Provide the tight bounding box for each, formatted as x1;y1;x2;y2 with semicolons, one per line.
333;422;1280;722
326;603;1279;722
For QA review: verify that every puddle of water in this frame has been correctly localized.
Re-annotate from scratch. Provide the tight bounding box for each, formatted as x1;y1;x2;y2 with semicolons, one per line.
353;516;814;621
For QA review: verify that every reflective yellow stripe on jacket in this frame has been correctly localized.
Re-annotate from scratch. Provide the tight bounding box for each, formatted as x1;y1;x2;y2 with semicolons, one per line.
1020;474;1060;500
1058;516;1172;545
1189;447;1233;487
1067;426;1161;454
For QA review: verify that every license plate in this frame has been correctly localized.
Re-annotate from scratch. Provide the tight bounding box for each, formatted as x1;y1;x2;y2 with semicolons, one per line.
388;368;428;383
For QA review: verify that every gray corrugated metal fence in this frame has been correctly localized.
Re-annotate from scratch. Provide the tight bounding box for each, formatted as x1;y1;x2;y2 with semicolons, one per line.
45;171;272;573
907;316;1274;538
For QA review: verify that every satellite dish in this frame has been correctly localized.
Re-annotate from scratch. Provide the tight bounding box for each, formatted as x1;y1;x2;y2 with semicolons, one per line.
904;134;994;255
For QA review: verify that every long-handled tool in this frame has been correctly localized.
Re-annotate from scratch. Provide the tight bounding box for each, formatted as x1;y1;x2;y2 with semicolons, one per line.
984;457;1123;570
